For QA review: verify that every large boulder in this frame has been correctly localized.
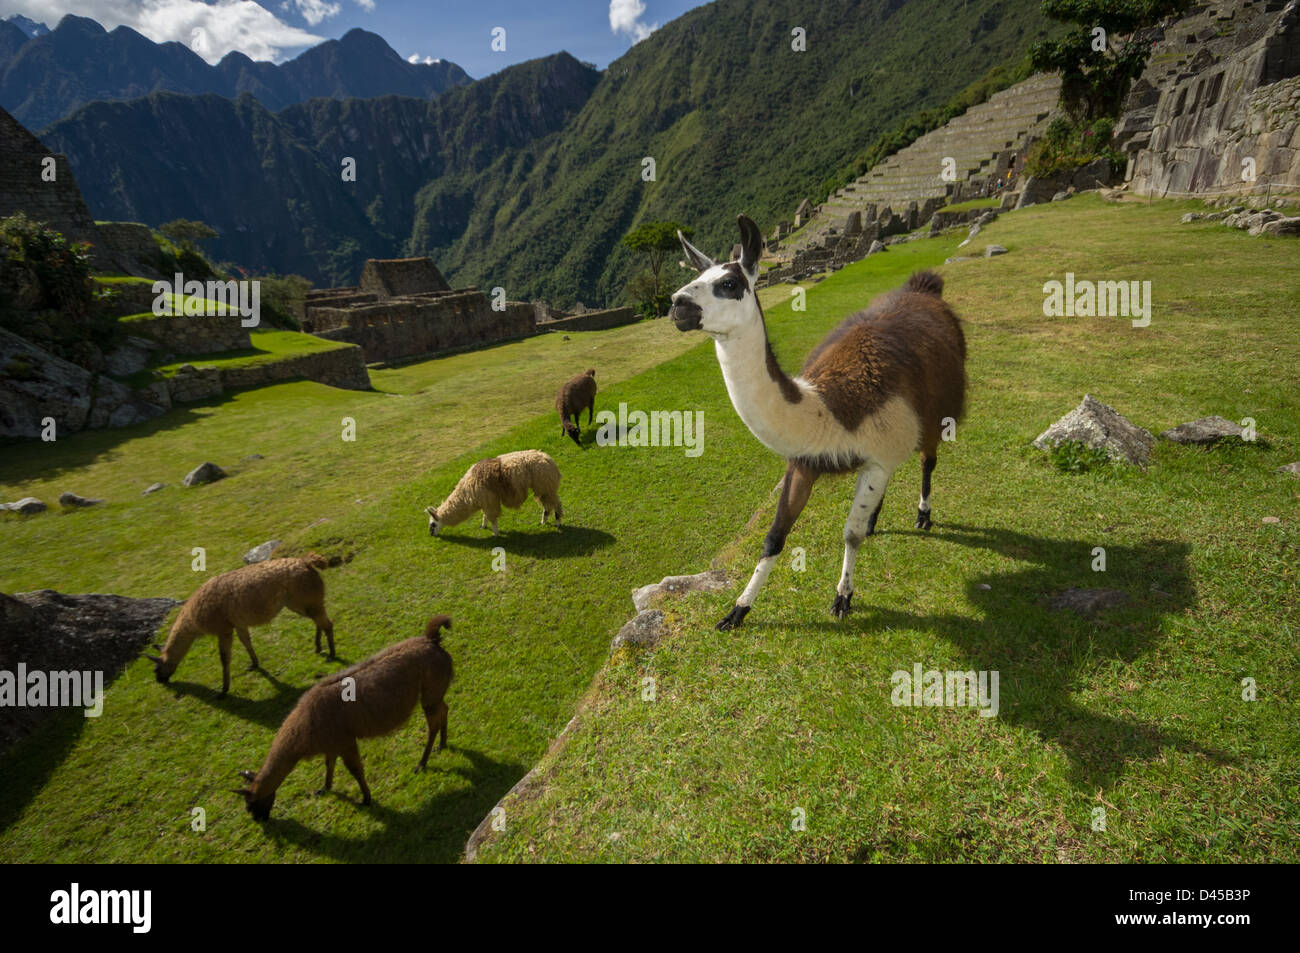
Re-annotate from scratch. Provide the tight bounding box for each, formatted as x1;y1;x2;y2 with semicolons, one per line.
242;540;281;564
0;590;180;755
1;497;47;515
1033;394;1155;467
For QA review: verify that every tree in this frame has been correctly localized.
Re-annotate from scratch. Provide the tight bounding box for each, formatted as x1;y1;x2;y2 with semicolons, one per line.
1030;0;1191;121
158;218;218;254
621;220;693;317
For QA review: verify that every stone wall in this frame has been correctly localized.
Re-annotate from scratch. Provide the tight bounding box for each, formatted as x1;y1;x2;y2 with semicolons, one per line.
1121;0;1300;197
309;289;536;364
95;222;166;277
0;106;99;246
538;306;638;332
123;313;253;355
0;327;166;439
162;342;371;404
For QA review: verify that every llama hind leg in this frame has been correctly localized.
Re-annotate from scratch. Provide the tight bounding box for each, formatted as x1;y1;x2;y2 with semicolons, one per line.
235;626;260;671
915;454;937;530
833;465;891;619
718;462;819;630
340;740;371;805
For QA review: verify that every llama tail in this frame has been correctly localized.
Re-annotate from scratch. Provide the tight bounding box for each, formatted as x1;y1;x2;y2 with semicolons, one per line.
905;271;944;297
423;615;452;644
303;552;329;570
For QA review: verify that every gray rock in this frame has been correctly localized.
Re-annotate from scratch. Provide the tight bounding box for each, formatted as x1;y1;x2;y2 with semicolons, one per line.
242;540;281;564
102;335;159;377
1033;394;1155;467
1159;415;1246;445
866;239;886;255
3;497;46;515
58;492;103;508
142;482;166;495
182;462;226;487
1051;588;1129;618
944;256;972;263
611;609;666;651
0;590;180;756
1277;462;1300;476
984;244;1008;257
242;454;264;462
1260;217;1300;237
1181;212;1203;223
632;570;730;613
1052;191;1072;202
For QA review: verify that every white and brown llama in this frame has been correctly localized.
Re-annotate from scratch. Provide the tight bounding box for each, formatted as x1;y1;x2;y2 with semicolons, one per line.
669;214;966;630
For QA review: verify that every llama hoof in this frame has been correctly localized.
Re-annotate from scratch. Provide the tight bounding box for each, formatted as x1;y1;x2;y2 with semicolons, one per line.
915;509;932;531
715;605;750;631
831;592;853;619
414;764;426;774
360;795;372;806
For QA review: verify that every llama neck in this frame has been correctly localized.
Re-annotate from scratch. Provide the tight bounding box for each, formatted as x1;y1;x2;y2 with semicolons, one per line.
437;486;477;527
712;315;825;459
161;615;201;669
253;731;306;799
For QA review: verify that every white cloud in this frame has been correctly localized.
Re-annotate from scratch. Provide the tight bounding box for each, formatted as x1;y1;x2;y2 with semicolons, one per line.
609;0;657;43
0;0;325;63
289;0;340;25
407;53;440;65
354;0;375;11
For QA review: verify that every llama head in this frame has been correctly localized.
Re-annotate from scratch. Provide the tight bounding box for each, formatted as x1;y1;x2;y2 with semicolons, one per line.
234;771;275;821
670;214;763;338
561;420;581;445
425;504;443;536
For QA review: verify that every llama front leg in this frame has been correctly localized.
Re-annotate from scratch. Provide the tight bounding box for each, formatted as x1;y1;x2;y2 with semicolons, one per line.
217;630;234;696
833;465;891;619
717;462;819;630
915;453;937;530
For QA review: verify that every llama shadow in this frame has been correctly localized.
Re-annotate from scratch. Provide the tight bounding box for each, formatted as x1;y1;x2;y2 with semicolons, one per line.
435;524;615;559
791;522;1230;791
165;665;310;731
259;745;528;863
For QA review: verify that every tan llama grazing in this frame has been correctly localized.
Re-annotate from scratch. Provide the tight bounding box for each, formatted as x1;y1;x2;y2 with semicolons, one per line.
147;553;335;696
556;369;597;445
234;614;454;820
425;449;562;536
671;215;967;630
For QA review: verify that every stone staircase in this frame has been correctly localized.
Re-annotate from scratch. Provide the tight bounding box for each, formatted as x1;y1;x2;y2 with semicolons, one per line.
780;73;1062;255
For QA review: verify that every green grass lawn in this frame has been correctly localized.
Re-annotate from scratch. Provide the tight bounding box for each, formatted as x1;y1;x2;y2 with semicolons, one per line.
941;196;1002;214
1;196;1296;863
144;330;353;379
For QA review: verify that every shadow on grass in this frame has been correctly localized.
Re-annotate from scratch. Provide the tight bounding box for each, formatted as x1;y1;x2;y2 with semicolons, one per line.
0;708;88;834
258;745;527;863
164;653;355;730
435;524;615;559
796;523;1230;791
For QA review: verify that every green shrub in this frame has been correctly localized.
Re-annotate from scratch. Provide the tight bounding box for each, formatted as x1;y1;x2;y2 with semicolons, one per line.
1049;439;1112;473
0;213;95;316
1025;116;1125;180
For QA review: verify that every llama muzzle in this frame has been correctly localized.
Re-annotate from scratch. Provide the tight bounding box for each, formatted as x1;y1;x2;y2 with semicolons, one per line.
671;298;702;331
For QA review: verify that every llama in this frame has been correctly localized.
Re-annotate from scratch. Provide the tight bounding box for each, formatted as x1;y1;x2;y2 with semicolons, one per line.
669;214;966;630
425;449;562;536
556;369;597;445
234;614;453;820
147;554;335;695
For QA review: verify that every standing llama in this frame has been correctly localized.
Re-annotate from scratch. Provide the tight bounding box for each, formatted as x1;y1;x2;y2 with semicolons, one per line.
669;214;966;630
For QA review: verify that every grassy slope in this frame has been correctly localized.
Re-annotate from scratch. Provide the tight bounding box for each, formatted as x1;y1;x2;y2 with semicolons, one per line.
0;197;1296;863
469;197;1300;862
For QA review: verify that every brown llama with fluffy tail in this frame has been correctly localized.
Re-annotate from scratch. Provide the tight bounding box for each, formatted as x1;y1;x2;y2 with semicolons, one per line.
670;215;967;630
556;369;597;445
425;449;562;536
235;614;454;820
147;554;335;695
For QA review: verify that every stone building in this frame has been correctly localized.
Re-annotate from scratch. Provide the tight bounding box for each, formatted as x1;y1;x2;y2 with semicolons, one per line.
1118;0;1300;197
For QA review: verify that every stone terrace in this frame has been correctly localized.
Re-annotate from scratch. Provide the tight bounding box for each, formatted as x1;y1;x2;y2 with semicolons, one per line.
782;73;1062;255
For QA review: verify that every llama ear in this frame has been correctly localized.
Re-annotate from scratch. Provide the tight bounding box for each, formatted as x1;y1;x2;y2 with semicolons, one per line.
678;230;714;273
737;214;762;275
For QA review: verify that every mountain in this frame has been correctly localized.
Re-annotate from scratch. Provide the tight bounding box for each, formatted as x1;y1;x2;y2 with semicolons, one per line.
41;54;599;286
41;0;1060;304
0;15;470;130
4;15;48;38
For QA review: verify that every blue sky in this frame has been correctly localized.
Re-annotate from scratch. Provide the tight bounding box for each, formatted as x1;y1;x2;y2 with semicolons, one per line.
0;1;707;77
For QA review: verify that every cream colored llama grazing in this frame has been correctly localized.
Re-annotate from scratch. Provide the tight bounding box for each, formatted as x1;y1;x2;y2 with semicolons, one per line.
425;449;562;536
